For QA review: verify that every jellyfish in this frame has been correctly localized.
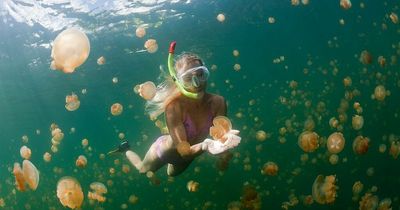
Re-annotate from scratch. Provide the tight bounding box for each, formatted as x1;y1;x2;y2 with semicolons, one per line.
268;17;275;24
81;139;89;148
359;193;378;210
352;136;370;155
50;28;90;73
22;135;29;143
135;26;146;38
329;117;339;128
90;182;107;195
144;39;158;53
327;132;345;154
255;130;268;141
328;154;339;165
233;64;241;71
75;155;87;168
360;50;372;65
136;81;157;100
240;184;261;210
340;0;351;9
20;146;31;160
112;77;118;83
177;141;191;157
312;175;338;204
343;76;352;87
389;141;400;159
372;85;388;101
43;152;52;162
97;56;105;65
22;160;39;190
65;93;80;111
352;115;364;130
88;191;106;202
13;163;26;191
377;198;392;210
378;56;386;67
291;0;300;6
187;180;199;192
57;177;84;209
129;195;139;204
217;13;225;22
111;103;123;116
209;116;232;143
261;161;279;176
233;50;240;57
390;12;398;24
298;131;319;152
352;181;363;195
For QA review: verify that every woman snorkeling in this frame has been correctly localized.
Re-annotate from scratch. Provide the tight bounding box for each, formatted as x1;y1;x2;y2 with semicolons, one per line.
109;42;241;176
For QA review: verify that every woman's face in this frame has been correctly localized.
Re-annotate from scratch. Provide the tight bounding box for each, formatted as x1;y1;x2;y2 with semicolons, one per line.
177;60;207;93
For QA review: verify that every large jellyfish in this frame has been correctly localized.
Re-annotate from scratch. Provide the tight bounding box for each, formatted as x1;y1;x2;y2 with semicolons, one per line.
135;81;157;100
298;131;319;152
50;28;90;73
144;39;158;53
20;145;31;160
65;93;80;111
312;175;338;204
22;160;39;190
57;177;84;209
13;163;26;191
209;116;232;143
327;132;345;154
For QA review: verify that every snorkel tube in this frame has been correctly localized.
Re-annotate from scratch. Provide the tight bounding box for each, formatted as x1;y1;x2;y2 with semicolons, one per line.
168;41;201;99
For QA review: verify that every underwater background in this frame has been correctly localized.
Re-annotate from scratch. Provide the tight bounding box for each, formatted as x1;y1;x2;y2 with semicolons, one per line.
0;0;400;209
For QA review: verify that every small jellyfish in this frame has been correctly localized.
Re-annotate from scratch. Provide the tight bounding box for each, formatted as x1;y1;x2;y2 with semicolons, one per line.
233;64;241;71
135;26;146;38
268;17;276;24
65;93;80;111
359;193;378;210
291;0;300;6
298;131;319;153
88;191;106;202
352;115;364;130
233;50;240;57
312;175;338;204
377;198;392;210
75;155;87;168
176;141;191;157
129;195;139;204
372;85;388;101
187;180;199;192
118;133;125;140
22;160;39;190
328;154;339;165
360;50;372;65
329;117;339;128
136;81;157;100
111;103;123;116
327;132;345;154
379;144;387;153
56;177;84;209
389;141;400;159
13;163;26;191
22;135;29;143
352;136;370;155
20;146;31;160
50;28;90;73
97;56;105;65
81;138;89;148
217;13;225;22
378;56;386;67
144;39;158;53
340;0;351;10
390;12;398;24
255;130;268;141
90;182;107;195
352;181;364;195
261;161;279;176
43;152;52;162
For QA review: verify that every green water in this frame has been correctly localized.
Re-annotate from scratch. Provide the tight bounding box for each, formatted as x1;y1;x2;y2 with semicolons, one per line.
0;0;400;209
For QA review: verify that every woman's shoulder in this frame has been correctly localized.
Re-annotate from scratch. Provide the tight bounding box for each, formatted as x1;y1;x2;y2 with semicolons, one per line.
206;93;225;105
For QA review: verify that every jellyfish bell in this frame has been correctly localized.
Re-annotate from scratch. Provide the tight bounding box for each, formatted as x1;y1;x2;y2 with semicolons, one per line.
327;132;345;154
187;180;200;192
135;26;146;38
88;191;106;202
65;93;80;111
312;175;338;204
261;161;279;176
20;146;32;160
373;85;387;101
13;163;26;191
43;152;52;162
352;115;364;130
353;136;370;155
51;28;90;73
359;193;378;210
75;155;87;168
177;141;191;157
111;103;123;116
340;0;352;9
57;177;84;209
210;116;232;143
137;81;156;100
298;131;319;152
144;39;158;53
97;56;106;65
22;160;39;190
90;182;107;194
217;13;226;22
360;50;372;65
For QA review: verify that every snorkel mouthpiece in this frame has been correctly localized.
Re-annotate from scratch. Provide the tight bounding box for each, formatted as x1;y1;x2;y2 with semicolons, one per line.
168;41;201;99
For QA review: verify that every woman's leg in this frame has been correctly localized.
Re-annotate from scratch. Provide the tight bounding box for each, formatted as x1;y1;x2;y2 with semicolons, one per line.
136;135;174;173
167;159;194;177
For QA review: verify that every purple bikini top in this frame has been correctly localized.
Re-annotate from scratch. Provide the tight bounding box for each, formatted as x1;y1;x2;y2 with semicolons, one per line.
183;110;214;142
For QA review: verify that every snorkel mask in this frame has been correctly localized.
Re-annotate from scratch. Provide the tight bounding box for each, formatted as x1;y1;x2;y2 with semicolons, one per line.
168;42;209;99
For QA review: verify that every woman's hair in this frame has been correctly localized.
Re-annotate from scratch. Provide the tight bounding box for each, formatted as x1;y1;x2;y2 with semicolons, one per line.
145;52;204;120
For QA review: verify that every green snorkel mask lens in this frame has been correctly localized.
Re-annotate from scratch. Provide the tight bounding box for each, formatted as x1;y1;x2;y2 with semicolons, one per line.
168;42;204;99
